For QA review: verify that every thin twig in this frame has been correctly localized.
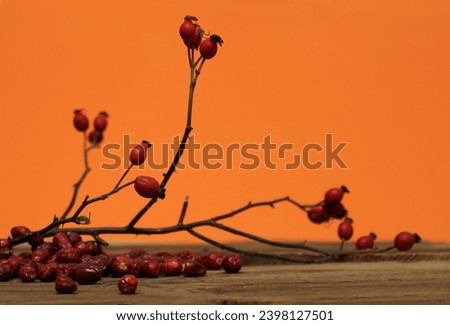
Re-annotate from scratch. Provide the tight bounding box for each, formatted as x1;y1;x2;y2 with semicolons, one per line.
209;222;331;256
186;228;331;264
178;196;189;225
60;133;91;220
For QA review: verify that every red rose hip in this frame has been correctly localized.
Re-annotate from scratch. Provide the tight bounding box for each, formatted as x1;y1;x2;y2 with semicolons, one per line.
355;233;377;250
179;16;198;40
394;232;421;251
199;35;223;60
129;140;151;166
307;206;327;224
201;251;224;270
73;109;89;132
93;111;109;132
55;275;78;294
10;226;30;239
118;275;138;294
88;130;103;144
324;186;349;205
134;176;161;198
19;265;37;282
222;255;242;273
183;260;206;277
337;218;354;241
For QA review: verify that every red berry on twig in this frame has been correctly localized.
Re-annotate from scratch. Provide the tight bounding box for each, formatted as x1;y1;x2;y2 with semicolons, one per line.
73;109;89;132
200;35;223;60
394;232;421;251
10;226;30;239
307;206;327;224
324;186;349;205
179;16;198;41
88;130;103;144
134;176;161;199
338;218;353;241
355;233;377;250
93;111;109;132
129;140;152;166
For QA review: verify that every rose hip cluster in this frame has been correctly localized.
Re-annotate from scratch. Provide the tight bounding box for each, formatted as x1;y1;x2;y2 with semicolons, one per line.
179;15;223;59
0;228;242;294
74;110;161;200
73;109;109;145
307;186;421;252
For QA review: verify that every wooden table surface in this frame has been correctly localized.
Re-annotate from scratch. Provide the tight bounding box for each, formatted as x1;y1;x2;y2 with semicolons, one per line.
1;242;449;305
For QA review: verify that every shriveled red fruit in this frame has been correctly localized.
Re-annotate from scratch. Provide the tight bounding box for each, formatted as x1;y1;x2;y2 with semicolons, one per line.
37;264;56;282
201;251;224;270
20;258;37;269
36;242;56;255
110;255;132;277
183;260;206;277
134;176;161;198
46;254;58;263
74;263;103;284
31;248;51;263
55;275;78;294
394;232;421;251
0;248;12;260
74;241;102;256
127;260;144;277
56;247;82;263
0;262;14;281
55;263;77;278
129;247;147;259
88;130;103;144
67;232;82;245
0;238;12;248
95;253;110;265
19;265;37;282
93;111;109;132
356;233;377;250
160;257;183;276
178;250;194;260
307;206;327;224
6;256;22;276
179;16;198;41
118;275;138;294
337;218;354;241
129;140;151;166
323;202;348;219
28;235;44;248
324;186;349;205
222;255;242;273
73;109;89;132
53;232;72;249
10;226;30;239
156;252;172;258
142;259;160;278
199;34;223;60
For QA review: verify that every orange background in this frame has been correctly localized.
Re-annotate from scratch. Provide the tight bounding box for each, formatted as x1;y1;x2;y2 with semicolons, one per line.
1;0;449;245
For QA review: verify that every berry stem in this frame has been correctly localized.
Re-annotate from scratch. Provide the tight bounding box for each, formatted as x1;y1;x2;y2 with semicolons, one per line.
177;196;189;225
113;164;134;190
127;41;204;229
339;239;345;251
